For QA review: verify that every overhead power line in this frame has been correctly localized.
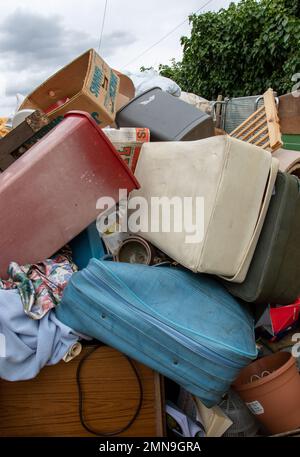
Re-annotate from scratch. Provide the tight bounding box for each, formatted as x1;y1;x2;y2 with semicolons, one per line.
98;0;108;53
123;0;215;68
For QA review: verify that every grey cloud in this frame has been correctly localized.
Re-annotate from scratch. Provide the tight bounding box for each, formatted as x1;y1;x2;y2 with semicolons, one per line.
0;95;17;111
5;73;49;97
0;10;90;71
0;9;136;99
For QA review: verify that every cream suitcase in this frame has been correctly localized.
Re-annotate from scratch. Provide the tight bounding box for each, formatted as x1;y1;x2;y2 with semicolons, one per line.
130;136;279;282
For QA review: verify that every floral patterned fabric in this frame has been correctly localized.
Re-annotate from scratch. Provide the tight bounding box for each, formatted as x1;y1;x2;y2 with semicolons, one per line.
0;248;77;320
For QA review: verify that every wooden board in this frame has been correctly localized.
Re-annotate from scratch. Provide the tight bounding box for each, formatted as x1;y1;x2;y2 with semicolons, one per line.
0;110;49;172
263;88;282;150
278;93;300;135
215;94;223;129
0;345;165;437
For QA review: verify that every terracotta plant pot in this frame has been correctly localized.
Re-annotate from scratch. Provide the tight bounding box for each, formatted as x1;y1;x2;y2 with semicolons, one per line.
233;352;300;434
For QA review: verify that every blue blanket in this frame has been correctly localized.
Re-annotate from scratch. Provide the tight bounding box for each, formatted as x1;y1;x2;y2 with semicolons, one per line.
0;289;78;381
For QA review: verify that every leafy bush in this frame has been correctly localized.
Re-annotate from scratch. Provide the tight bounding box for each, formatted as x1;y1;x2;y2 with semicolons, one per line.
159;0;300;99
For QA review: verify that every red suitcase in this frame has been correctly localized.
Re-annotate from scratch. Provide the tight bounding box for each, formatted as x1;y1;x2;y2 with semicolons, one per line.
0;111;139;278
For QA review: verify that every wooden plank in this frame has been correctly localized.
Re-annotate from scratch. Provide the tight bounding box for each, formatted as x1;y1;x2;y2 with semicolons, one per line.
231;112;266;140
215;95;223;129
263;88;282;150
253;132;269;146
0;345;165;437
240;118;268;141
278;93;300;134
230;105;265;136
0;110;49;172
247;125;268;144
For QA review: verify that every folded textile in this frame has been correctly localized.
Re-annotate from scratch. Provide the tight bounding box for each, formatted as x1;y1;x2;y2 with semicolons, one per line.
0;289;78;381
0;249;77;319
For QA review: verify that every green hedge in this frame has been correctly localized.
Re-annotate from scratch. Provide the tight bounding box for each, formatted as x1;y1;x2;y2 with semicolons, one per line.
159;0;300;99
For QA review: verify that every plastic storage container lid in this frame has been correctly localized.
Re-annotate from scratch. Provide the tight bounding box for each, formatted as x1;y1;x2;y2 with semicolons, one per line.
116;87;214;141
64;111;140;188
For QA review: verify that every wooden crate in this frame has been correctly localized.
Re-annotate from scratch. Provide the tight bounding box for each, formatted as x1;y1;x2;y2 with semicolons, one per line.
229;88;282;152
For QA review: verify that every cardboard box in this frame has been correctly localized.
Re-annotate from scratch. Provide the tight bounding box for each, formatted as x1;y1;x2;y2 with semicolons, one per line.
19;49;120;126
113;69;135;111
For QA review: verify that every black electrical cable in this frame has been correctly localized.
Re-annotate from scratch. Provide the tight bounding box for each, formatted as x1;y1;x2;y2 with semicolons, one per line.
76;344;143;436
123;0;215;68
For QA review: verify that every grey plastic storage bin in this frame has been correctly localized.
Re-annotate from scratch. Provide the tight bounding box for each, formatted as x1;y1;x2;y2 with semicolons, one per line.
116;87;214;141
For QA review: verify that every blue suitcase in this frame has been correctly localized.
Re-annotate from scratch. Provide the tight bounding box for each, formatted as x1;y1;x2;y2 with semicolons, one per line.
56;260;257;406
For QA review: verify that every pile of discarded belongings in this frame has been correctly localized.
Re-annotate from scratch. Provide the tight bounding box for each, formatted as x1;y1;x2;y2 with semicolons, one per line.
0;48;299;438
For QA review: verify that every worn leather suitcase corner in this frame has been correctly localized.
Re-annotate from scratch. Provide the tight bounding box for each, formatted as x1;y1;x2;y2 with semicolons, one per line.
224;172;300;305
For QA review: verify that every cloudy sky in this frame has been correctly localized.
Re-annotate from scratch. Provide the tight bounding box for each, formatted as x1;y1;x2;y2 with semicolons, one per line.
0;0;236;115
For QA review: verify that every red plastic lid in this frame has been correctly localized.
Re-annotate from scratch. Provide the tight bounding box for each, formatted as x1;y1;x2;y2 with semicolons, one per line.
63;111;140;189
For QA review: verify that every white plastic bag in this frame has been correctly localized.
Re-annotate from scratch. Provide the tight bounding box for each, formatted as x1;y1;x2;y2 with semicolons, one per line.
125;69;181;97
5;93;26;129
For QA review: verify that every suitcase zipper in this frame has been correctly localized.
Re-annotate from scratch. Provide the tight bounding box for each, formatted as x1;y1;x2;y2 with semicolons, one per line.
82;267;244;369
67;289;227;396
